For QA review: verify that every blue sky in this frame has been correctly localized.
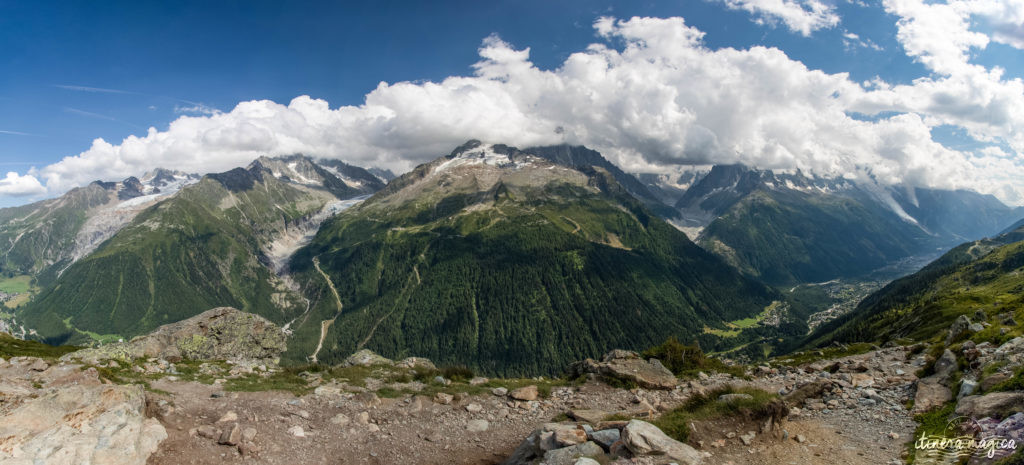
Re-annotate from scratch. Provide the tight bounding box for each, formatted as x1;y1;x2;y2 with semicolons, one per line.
1;0;1023;206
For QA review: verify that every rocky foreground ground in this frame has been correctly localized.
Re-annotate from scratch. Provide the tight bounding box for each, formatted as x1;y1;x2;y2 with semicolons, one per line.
1;308;1022;465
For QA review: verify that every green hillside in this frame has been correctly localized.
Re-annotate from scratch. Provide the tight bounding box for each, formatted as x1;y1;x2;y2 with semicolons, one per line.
18;167;333;345
0;183;112;281
803;226;1024;347
698;188;930;285
282;143;777;376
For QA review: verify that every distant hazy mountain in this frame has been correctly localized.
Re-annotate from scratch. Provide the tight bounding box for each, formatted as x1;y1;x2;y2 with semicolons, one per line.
803;223;1024;347
282;141;777;375
18;155;381;346
670;164;1021;285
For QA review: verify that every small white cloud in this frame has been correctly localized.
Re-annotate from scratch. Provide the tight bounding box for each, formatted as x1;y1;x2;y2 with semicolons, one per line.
54;84;134;94
0;172;46;196
174;103;221;116
842;30;884;51
719;0;841;36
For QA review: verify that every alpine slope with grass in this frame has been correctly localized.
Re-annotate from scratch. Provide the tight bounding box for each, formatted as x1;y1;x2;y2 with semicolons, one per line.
13;155;383;346
282;141;778;376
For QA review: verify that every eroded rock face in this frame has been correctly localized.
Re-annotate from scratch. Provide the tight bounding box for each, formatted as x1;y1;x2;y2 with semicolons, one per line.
570;350;678;390
63;307;286;364
0;373;166;465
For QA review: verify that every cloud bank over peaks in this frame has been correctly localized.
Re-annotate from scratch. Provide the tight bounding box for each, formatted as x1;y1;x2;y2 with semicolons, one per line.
12;14;1024;206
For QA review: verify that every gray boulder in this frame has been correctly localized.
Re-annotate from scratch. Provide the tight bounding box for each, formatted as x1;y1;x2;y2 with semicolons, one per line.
956;392;1024;420
947;315;972;344
542;442;605;465
621;419;702;464
571;351;678;390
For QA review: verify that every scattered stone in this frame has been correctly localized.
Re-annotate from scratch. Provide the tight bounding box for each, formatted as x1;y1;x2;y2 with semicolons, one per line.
492;387;509;397
958;378;979;399
796;434;807;443
740;431;756;446
542;441;606;465
313;385;342;397
242;427;257;442
570;409;609;425
433;392;454;405
217;411;238;423
510;385;539;401
888;432;900;440
469;377;489;385
28;359;49;372
465;402;483;413
330;413;351;426
466;419;489;432
218;423;241;446
589;429;620;450
197;425;219;440
718;393;753;403
287;425;305;438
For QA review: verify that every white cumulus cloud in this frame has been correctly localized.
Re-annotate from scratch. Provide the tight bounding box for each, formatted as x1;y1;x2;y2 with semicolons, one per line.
10;14;1024;206
0;172;46;196
719;0;841;36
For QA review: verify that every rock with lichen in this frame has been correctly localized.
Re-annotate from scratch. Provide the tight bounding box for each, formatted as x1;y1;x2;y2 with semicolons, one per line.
63;307;286;364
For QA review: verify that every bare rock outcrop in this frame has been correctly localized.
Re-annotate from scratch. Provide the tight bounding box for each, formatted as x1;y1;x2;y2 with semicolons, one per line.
0;358;166;465
63;307;286;364
570;350;678;390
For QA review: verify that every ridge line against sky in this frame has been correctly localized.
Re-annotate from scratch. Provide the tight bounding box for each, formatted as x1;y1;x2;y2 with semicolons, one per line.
0;0;1023;206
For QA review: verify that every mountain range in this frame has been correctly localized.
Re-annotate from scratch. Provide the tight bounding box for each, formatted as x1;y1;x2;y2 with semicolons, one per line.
280;141;777;375
1;140;1021;375
667;164;1021;285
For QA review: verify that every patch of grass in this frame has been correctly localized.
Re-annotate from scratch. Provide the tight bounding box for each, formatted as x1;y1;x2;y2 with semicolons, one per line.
774;342;875;367
225;367;312;396
602;413;633;422
440;365;474;383
653;386;782;442
375;386;403;398
989;366;1024;393
600;386;781;443
550;412;570;422
0;275;32;294
642;337;748;379
0;333;79;359
907;403;957;464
